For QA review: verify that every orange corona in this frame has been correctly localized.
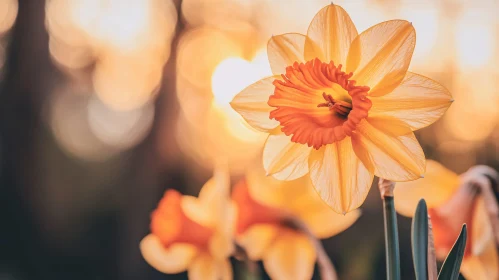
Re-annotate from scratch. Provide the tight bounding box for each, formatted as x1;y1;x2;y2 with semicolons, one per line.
429;207;475;258
269;59;371;149
232;180;284;234
150;189;213;249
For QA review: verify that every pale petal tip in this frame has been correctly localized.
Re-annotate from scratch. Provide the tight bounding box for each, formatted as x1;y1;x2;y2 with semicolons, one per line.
342;211;346;216
449;98;455;102
420;174;425;178
228;100;241;111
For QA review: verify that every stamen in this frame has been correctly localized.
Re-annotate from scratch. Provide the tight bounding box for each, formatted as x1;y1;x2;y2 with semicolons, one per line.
317;93;352;116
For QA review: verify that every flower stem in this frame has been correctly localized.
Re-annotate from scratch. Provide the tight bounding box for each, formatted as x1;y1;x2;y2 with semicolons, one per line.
379;178;401;280
234;243;261;280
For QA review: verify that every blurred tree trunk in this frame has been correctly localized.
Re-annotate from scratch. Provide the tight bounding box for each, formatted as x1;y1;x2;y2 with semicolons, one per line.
0;0;55;278
116;0;185;279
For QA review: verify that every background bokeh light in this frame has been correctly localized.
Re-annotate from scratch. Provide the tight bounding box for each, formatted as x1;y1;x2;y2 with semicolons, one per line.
1;0;498;279
43;0;177;162
0;0;18;34
0;0;18;72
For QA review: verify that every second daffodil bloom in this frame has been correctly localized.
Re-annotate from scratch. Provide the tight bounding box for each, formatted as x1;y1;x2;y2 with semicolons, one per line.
140;168;234;280
394;161;499;280
232;167;360;280
230;4;453;213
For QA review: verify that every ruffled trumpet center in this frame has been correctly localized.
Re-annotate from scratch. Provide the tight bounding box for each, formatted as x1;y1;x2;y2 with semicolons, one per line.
268;58;372;149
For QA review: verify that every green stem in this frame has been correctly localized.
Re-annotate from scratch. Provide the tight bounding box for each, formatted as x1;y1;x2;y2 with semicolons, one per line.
234;243;261;280
242;260;260;280
383;196;401;280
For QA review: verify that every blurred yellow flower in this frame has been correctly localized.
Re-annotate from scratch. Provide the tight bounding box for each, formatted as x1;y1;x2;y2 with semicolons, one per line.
232;168;360;280
394;160;499;280
230;4;452;214
140;169;234;280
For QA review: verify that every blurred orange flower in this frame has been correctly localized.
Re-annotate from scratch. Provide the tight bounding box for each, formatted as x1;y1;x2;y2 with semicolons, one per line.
394;161;499;280
232;168;360;280
230;4;452;214
140;169;234;280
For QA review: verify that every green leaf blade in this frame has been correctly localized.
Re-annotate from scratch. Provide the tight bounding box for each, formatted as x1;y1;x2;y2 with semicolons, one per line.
438;224;468;280
412;199;429;280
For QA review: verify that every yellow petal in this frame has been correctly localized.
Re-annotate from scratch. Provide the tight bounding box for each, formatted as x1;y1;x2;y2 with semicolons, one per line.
208;202;237;261
461;246;499;280
181;195;214;227
366;115;413;137
188;253;232;280
393;160;459;217
199;167;234;260
299;206;361;239
198;166;230;219
268;33;307;75
470;197;494;256
208;229;234;261
352;119;425;181
369;72;453;131
198;178;217;206
230;76;280;132
246;164;311;209
347;20;415;97
140;234;197;274
308;137;374;214
305;4;358;65
237;224;279;260
284;173;361;236
262;229;316;280
263;132;312;181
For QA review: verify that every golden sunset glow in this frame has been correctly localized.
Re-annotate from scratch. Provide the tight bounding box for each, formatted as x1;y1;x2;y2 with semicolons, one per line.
8;1;499;279
46;0;176;111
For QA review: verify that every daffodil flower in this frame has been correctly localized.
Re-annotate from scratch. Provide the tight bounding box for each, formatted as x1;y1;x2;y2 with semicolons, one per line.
394;161;499;280
140;169;234;280
230;4;452;214
232;167;360;280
